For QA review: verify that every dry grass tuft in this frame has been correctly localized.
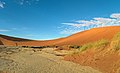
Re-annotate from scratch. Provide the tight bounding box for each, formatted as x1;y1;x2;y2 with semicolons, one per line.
79;39;109;52
110;32;120;51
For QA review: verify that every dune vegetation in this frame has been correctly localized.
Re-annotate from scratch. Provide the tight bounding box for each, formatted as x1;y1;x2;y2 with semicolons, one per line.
110;32;120;51
69;32;120;52
64;32;120;73
79;39;109;52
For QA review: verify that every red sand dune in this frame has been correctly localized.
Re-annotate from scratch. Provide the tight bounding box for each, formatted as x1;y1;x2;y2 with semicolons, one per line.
54;26;120;46
0;26;120;46
0;37;16;46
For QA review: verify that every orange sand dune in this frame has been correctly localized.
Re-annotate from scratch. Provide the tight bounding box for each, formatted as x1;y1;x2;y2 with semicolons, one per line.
0;37;16;46
0;26;120;46
17;38;64;46
17;26;120;46
54;26;120;46
0;34;32;41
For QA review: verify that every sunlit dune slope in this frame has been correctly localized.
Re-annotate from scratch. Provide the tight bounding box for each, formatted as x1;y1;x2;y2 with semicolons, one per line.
54;26;120;46
0;26;120;46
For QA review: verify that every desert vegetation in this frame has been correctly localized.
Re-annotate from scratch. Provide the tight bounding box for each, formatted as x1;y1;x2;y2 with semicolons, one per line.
79;39;109;52
66;39;109;52
69;45;81;49
64;32;120;73
69;32;120;52
110;32;120;51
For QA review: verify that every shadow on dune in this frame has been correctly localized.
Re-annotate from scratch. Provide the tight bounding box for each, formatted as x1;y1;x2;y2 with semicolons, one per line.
0;34;33;42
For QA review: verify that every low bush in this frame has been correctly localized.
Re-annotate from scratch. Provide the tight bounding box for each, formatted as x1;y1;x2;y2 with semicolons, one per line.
69;45;81;49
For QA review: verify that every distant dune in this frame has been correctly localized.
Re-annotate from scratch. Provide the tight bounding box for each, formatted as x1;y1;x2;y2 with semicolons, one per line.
0;26;120;46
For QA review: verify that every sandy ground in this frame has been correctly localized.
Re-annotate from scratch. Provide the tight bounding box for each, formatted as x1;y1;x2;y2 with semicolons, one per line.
0;47;102;73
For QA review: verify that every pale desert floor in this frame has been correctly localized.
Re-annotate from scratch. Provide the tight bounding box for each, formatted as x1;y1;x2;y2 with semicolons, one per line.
0;47;102;73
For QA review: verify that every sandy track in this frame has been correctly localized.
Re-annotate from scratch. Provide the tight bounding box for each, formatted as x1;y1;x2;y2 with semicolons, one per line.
0;48;101;73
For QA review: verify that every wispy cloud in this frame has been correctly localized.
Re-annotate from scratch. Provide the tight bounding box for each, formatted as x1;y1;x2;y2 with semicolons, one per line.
19;0;40;5
110;13;120;18
11;27;28;30
0;29;10;32
0;1;5;8
62;23;81;28
60;13;120;34
0;0;40;8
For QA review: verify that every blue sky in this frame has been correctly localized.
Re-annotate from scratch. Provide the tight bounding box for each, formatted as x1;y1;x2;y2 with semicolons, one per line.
0;0;120;40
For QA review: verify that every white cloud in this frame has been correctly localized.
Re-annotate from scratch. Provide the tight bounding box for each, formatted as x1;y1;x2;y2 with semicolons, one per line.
19;0;40;5
110;13;120;19
60;28;83;34
0;1;5;8
0;0;40;8
76;20;97;27
62;23;74;25
0;29;10;32
93;17;116;27
61;13;120;34
62;23;81;28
